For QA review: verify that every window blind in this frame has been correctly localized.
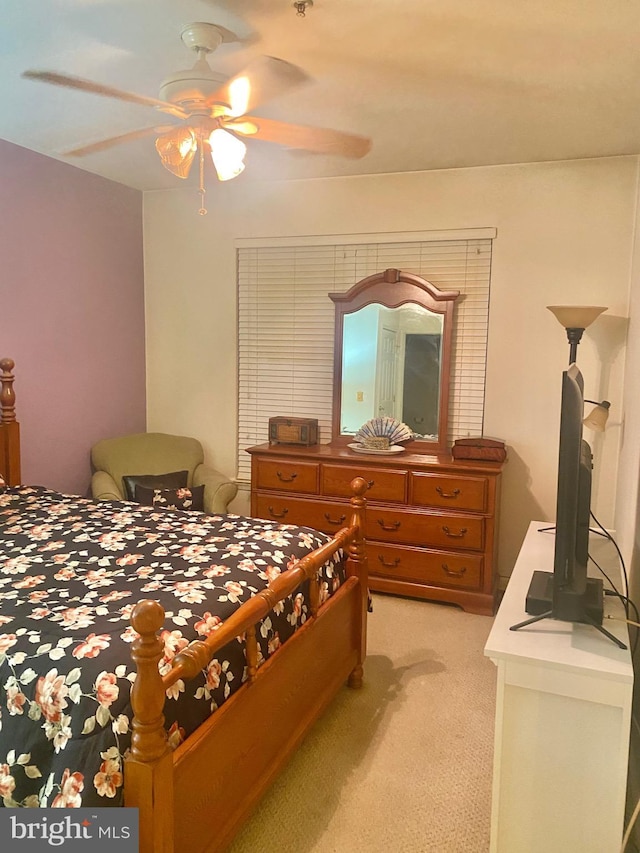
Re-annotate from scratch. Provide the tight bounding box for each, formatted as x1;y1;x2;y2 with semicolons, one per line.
237;236;493;483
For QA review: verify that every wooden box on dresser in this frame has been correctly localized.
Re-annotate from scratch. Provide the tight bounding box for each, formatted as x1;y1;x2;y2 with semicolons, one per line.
248;442;503;616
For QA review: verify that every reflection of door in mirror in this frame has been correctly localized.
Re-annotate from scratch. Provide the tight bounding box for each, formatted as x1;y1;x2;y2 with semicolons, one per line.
403;334;441;438
374;325;399;419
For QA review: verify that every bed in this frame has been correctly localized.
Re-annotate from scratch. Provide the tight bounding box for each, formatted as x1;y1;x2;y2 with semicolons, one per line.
0;357;369;852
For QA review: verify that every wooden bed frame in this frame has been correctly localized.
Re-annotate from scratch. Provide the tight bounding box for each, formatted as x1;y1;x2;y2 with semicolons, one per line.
0;358;369;853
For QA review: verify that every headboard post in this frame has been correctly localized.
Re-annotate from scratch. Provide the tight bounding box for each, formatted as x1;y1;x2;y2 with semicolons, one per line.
0;358;16;423
0;358;21;485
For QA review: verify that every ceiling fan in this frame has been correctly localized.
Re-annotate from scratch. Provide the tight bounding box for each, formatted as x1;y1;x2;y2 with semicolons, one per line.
22;22;372;213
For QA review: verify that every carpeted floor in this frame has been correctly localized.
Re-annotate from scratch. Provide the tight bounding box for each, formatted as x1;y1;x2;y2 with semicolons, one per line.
229;593;497;852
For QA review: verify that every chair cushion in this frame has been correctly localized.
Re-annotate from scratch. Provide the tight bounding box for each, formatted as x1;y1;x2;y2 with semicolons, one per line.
123;470;188;502
135;484;205;512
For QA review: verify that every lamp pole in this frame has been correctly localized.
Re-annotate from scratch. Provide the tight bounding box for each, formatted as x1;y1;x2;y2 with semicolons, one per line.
565;327;585;364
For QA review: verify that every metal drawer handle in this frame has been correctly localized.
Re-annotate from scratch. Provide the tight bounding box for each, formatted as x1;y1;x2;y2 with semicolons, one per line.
276;471;297;483
436;486;461;499
442;525;467;538
324;513;346;525
367;479;375;489
377;519;401;531
268;506;289;519
442;564;467;578
378;555;400;568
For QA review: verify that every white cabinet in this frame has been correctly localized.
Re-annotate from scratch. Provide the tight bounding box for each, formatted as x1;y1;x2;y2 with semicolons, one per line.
484;522;633;853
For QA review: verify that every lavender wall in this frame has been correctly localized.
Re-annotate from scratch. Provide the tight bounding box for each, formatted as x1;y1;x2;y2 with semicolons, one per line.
0;139;146;495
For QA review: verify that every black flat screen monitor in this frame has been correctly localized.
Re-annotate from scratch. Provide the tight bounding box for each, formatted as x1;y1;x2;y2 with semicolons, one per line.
524;363;603;625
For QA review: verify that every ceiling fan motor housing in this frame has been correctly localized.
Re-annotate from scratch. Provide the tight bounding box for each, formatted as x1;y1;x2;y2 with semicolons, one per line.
159;23;228;108
159;63;227;108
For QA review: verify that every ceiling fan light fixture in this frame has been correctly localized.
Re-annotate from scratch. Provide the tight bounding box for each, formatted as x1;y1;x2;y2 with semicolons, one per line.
209;128;246;181
155;127;197;178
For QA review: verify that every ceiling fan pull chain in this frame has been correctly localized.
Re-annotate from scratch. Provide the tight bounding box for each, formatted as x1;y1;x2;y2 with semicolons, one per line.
198;140;207;216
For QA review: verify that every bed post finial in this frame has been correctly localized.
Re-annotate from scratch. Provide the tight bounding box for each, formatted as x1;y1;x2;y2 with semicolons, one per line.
0;358;16;424
130;599;169;762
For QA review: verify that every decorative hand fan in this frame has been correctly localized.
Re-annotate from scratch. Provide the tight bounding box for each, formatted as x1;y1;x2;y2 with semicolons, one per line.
354;417;414;450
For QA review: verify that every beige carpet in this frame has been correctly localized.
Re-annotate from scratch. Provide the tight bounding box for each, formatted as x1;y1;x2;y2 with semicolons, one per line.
229;593;497;853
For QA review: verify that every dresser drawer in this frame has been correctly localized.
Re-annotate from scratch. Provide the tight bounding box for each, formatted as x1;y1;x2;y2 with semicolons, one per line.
322;464;407;503
255;459;320;494
254;494;350;535
411;472;487;512
368;542;483;590
367;506;484;551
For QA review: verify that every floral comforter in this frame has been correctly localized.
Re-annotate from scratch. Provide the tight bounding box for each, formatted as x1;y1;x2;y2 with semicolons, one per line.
0;486;345;808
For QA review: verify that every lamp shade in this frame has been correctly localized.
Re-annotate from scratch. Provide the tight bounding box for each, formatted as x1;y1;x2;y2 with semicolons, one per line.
547;305;607;330
583;400;610;432
209;129;246;181
155;127;198;178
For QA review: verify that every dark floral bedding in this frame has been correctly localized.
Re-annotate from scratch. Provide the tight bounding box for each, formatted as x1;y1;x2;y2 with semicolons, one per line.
0;486;345;808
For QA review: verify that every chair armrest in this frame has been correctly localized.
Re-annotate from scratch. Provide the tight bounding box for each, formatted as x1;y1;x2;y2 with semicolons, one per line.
91;471;124;502
193;464;238;514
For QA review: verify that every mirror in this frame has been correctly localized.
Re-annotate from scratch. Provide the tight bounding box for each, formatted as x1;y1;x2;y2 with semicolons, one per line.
341;303;444;438
330;268;459;452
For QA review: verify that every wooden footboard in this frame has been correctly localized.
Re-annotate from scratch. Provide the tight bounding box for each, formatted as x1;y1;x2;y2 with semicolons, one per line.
126;478;369;853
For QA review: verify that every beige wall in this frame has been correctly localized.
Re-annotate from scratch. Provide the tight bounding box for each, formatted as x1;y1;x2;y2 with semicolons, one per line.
143;156;637;584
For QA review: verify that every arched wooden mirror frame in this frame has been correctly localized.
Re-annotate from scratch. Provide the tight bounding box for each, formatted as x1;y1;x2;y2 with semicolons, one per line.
329;268;460;453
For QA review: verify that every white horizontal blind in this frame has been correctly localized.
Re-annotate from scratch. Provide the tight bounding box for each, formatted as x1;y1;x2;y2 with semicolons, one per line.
237;237;493;482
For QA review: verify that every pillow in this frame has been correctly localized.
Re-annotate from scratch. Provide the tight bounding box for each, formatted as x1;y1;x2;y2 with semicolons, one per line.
135;484;205;512
122;470;189;502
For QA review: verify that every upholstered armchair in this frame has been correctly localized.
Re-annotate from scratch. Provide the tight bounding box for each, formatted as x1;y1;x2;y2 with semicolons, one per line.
90;432;238;514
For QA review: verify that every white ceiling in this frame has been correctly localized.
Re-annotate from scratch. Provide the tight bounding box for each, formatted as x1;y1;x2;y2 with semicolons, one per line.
1;0;640;192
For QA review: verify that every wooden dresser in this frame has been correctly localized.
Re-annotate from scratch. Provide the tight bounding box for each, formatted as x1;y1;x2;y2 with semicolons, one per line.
247;442;503;615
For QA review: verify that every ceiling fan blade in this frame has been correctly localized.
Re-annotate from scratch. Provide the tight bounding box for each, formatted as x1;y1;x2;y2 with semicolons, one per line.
22;70;188;119
206;56;309;116
225;115;371;159
64;125;175;157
